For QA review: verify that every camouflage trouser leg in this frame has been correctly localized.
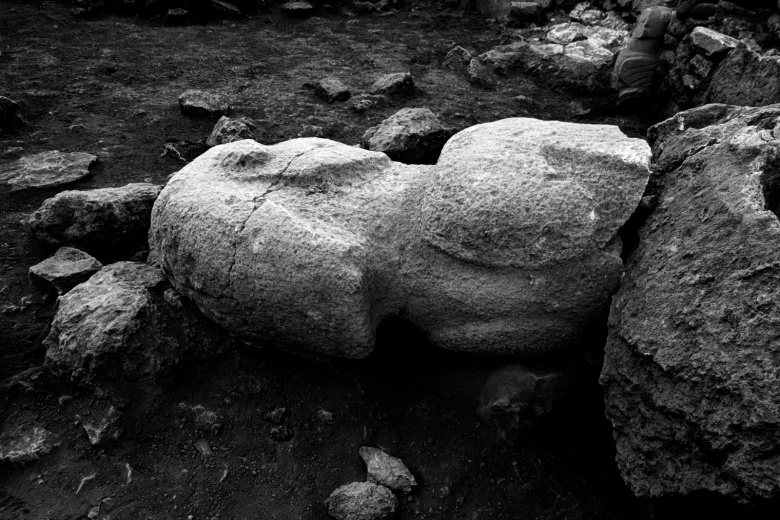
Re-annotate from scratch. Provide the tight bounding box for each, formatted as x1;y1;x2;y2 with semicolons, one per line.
613;6;674;103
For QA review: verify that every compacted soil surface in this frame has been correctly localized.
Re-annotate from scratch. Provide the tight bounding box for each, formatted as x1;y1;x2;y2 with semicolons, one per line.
2;1;778;519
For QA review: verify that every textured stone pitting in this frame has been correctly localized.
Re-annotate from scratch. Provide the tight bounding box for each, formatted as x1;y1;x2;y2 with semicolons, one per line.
601;103;780;501
44;262;227;393
359;447;417;492
0;151;96;191
28;183;162;260
150;118;650;358
29;246;103;294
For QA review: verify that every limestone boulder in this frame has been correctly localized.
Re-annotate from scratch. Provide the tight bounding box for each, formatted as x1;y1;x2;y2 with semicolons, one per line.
601;103;780;501
28;183;162;260
149;119;650;359
44;262;227;395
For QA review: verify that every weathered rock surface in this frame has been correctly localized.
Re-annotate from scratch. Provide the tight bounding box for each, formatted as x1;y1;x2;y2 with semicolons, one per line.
327;482;397;520
28;183;162;260
178;89;229;118
360;108;450;164
359;447;417;492
150;119;650;359
708;44;780;107
689;26;739;60
368;72;415;96
601;103;780;501
467;58;497;88
206;116;254;147
442;46;472;71
477;365;569;442
315;77;351;103
0;151;96;191
0;427;60;464
477;39;614;94
44;262;227;394
29;246;103;294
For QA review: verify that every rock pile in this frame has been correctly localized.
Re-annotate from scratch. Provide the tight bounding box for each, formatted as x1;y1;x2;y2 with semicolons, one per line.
327;447;415;520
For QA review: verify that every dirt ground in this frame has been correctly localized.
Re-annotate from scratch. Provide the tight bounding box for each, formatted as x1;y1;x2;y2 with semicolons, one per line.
1;1;778;519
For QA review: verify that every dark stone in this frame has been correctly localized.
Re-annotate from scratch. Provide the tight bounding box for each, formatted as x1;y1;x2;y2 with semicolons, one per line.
360;107;451;164
28;183;162;261
602;103;780;501
368;72;415;96
315;77;351;103
178;89;229;118
707;44;780;106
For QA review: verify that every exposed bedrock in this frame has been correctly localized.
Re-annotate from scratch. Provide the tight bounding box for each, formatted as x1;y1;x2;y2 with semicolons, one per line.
149;118;651;359
601;103;780;501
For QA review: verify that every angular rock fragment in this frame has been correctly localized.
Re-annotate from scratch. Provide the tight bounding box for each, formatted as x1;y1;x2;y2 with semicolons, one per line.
368;72;415;96
206;116;254;147
690;26;738;60
327;481;397;520
360;107;450;164
707;44;780;107
359;446;416;492
0;151;96;191
178;89;229;118
29;247;102;294
44;262;227;394
477;365;569;442
315;77;351;103
602;103;780;501
28;183;162;260
150;118;650;359
547;22;587;45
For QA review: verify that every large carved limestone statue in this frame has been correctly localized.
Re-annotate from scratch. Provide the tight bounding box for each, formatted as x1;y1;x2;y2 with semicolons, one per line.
149;118;650;358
